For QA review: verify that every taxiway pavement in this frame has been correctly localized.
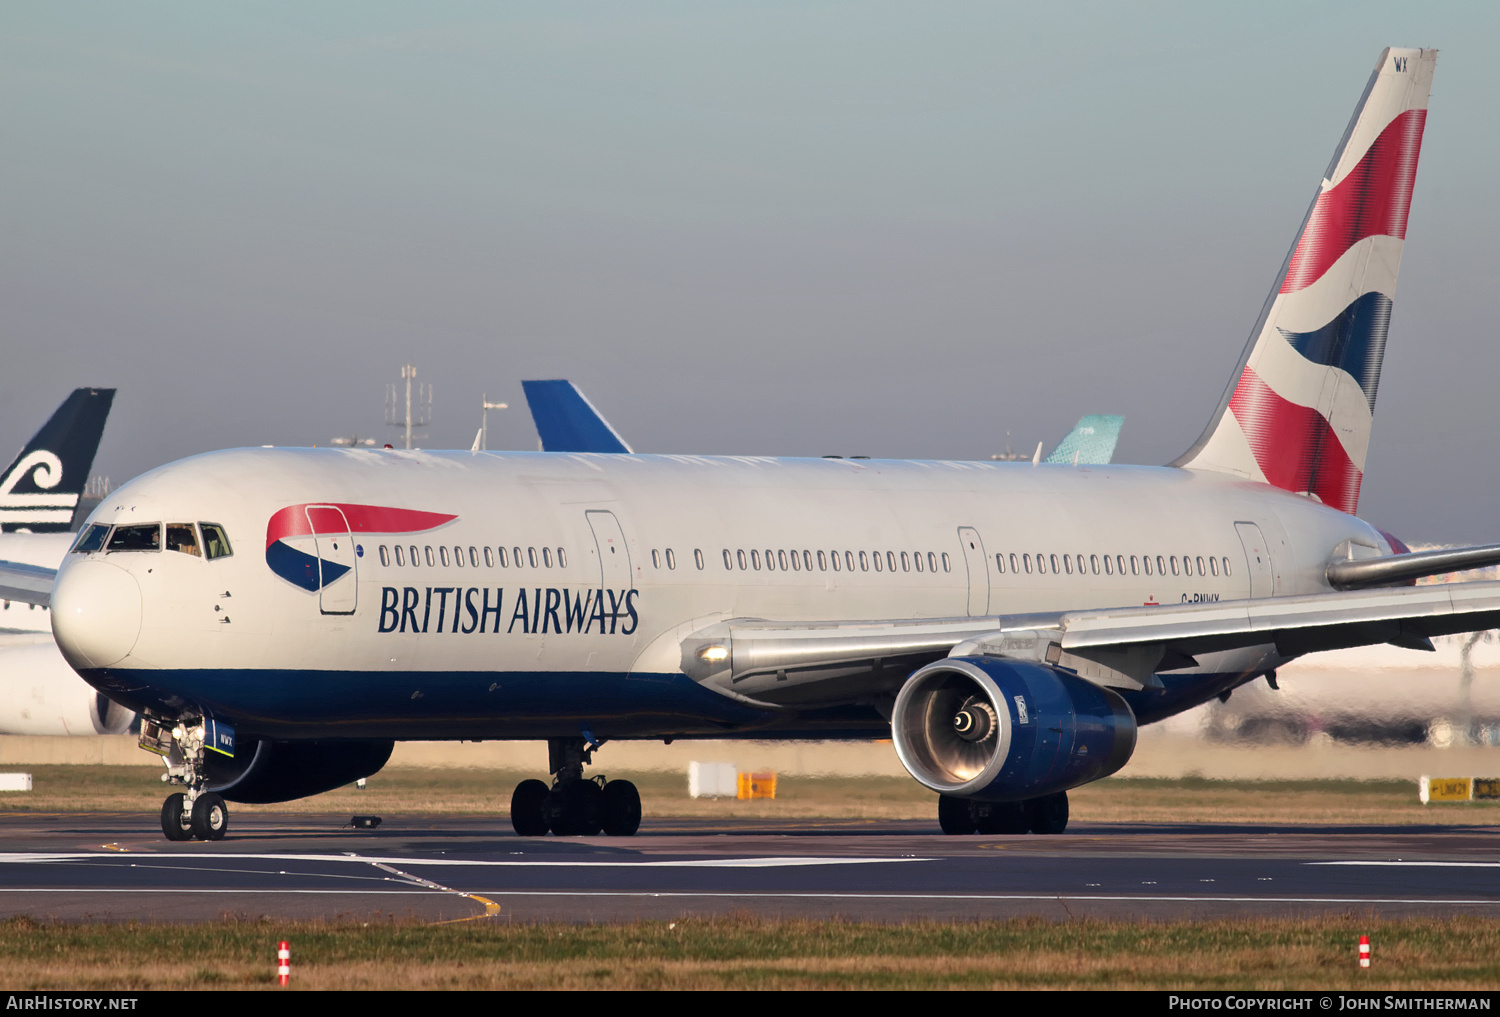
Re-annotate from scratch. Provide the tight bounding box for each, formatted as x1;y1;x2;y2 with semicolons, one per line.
0;812;1495;923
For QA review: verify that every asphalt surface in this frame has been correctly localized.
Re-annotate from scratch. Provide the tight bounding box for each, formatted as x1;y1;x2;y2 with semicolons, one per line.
0;811;1497;923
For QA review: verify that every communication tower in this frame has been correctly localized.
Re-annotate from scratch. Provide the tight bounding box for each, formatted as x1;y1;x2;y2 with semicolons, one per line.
385;364;432;450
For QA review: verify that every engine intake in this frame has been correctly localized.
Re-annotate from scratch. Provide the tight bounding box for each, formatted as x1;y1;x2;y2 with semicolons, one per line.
892;656;1136;801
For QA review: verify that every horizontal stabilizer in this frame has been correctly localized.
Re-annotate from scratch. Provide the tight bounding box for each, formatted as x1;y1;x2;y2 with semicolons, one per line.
1327;543;1500;589
521;380;632;454
0;559;56;608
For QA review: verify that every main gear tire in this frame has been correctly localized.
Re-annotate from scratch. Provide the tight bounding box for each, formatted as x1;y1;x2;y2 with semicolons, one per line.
601;779;642;836
1025;791;1069;835
973;801;1030;835
544;779;603;836
510;779;551;837
938;794;977;835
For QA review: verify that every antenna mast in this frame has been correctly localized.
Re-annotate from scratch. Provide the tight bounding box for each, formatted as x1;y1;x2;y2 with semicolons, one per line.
384;364;432;450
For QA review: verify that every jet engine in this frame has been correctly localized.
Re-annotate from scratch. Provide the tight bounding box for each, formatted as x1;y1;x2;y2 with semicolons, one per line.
0;640;135;736
892;655;1136;801
202;738;394;804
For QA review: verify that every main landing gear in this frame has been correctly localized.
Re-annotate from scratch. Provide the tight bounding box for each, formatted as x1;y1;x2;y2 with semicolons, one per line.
938;790;1068;835
510;736;641;837
141;716;229;842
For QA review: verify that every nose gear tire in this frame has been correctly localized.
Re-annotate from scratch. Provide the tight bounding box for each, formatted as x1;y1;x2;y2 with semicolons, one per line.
161;793;193;842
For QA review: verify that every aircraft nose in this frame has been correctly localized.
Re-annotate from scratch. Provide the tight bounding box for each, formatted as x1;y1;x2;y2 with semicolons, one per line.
51;560;142;669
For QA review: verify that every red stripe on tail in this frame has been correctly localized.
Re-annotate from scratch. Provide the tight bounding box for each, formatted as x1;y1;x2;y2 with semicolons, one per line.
1227;368;1363;514
1280;109;1426;294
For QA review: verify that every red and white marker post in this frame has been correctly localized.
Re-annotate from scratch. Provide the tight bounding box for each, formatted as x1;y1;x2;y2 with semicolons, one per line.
277;940;291;985
1358;935;1371;969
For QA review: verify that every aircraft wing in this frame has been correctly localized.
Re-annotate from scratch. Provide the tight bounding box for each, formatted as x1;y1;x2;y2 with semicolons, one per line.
0;560;56;608
521;380;633;454
678;580;1500;703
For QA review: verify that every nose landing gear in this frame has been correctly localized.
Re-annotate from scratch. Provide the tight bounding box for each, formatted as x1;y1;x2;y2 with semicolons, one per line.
509;736;642;837
142;716;230;842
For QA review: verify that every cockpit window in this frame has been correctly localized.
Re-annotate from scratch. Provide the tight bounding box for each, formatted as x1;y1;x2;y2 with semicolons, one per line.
199;523;232;560
71;524;110;553
166;523;201;557
107;524;161;552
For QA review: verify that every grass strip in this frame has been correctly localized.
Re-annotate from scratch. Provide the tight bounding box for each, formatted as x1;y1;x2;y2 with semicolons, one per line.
1;914;1497;990
0;767;1495;825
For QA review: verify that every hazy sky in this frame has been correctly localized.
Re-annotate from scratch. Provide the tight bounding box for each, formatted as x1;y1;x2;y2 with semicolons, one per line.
2;3;1495;541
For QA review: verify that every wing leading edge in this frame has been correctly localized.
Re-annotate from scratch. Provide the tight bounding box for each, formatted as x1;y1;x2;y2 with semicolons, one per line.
675;579;1500;706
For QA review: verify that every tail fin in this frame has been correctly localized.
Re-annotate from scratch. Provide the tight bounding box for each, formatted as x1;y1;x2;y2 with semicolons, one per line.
0;388;115;533
1045;414;1124;465
1173;48;1435;515
521;380;633;454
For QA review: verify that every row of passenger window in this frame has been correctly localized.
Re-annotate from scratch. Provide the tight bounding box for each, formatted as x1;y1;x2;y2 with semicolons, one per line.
71;522;233;560
377;545;567;570
649;549;707;570
996;551;1232;579
722;548;952;575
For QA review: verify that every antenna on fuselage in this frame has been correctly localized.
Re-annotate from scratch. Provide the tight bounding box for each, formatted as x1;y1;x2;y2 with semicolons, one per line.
384;364;432;450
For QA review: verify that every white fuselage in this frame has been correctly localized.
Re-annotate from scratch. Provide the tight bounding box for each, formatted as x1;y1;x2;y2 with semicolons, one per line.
49;447;1389;740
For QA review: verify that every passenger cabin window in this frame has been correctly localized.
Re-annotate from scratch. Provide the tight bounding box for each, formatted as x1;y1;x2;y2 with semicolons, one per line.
379;546;391;567
513;546;523;567
666;549;676;570
439;546;450;567
425;546;436;567
394;545;406;566
694;549;704;570
484;547;494;568
652;549;661;569
107;524;160;552
543;547;553;568
71;524;110;553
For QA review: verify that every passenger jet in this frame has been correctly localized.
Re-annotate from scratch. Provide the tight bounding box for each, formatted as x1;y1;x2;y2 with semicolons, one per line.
34;48;1500;843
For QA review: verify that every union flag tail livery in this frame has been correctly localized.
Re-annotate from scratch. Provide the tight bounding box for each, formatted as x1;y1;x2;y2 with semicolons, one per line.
1174;48;1436;515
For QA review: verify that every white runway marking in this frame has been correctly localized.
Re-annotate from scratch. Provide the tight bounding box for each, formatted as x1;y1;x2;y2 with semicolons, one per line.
0;852;932;869
1310;861;1500;869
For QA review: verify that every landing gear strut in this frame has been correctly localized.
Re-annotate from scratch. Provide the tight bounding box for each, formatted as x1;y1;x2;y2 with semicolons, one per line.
142;716;229;842
509;736;641;837
938;790;1068;835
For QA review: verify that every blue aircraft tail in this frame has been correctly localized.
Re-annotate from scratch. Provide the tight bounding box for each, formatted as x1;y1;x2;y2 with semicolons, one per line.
521;380;632;454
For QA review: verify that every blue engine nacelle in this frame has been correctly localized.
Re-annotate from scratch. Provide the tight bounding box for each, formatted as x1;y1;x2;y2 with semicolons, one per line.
202;738;394;804
892;656;1136;801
